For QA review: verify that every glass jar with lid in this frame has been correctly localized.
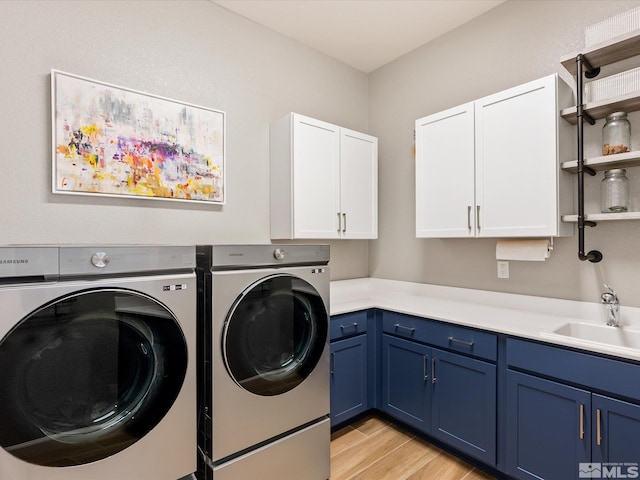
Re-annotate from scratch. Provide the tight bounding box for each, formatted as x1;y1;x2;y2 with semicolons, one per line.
602;112;631;155
601;168;630;213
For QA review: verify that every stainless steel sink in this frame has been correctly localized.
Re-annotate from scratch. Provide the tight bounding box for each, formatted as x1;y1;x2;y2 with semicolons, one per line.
542;322;640;350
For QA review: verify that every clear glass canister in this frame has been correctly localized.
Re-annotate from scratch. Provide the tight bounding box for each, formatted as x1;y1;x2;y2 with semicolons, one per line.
602;111;631;155
601;168;630;213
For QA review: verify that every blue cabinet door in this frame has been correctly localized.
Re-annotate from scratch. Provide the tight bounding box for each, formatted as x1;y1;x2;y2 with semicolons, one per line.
431;348;497;466
330;334;367;426
506;370;591;480
592;394;640;464
381;334;431;432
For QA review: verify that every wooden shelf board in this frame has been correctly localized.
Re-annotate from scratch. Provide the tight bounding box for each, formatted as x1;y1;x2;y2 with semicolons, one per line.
560;92;640;124
561;30;640;76
561;151;640;173
562;211;640;222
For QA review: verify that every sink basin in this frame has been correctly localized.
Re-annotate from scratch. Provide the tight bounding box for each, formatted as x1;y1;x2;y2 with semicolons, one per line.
542;322;640;350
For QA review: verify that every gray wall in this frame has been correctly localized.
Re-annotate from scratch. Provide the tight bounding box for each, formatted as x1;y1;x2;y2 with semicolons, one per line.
4;0;640;306
0;0;370;279
369;0;640;306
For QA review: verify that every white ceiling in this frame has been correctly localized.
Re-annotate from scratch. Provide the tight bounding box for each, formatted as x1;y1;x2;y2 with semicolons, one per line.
211;0;505;73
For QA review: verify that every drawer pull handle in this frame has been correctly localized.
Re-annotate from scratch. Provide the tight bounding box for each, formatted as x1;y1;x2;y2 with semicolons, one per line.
394;323;415;334
340;322;359;332
337;212;341;233
447;336;474;347
596;408;602;446
579;404;585;440
423;355;429;381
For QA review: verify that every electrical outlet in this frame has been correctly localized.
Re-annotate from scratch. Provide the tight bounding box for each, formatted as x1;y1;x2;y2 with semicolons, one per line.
497;261;509;279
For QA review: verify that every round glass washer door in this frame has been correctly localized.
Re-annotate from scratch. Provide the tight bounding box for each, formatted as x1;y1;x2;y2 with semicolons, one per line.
0;288;188;467
222;274;328;396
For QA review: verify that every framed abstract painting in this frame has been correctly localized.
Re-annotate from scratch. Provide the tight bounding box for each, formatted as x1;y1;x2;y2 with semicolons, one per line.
51;70;225;204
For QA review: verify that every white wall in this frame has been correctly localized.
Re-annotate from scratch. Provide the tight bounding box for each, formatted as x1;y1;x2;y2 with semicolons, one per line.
368;0;640;307
0;0;370;279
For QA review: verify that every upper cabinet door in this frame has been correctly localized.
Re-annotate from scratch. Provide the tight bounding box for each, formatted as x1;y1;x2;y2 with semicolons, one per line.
292;115;341;238
475;75;562;238
340;128;378;239
416;103;476;238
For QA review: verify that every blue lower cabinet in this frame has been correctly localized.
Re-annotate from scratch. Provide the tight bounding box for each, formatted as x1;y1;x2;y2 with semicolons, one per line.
381;334;431;432
382;334;498;466
592;394;640;464
431;349;496;465
330;334;368;426
506;370;591;480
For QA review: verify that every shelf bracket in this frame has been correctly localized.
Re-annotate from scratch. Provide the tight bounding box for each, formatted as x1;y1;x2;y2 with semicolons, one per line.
575;54;603;263
582;111;596;126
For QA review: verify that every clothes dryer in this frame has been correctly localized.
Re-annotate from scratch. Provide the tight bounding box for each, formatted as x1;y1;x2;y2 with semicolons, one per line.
196;244;330;480
0;246;197;480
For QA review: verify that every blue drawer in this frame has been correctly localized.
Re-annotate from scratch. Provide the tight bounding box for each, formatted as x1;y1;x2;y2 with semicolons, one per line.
507;337;640;401
382;310;433;344
382;310;496;362
330;311;368;341
430;322;497;362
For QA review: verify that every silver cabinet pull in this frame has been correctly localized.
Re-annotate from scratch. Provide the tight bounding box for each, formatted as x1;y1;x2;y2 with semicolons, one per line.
394;323;415;334
431;357;437;384
337;212;341;233
467;206;472;232
596;408;602;446
423;355;429;381
476;205;481;231
447;336;474;347
579;404;585;439
330;352;335;375
340;322;358;332
342;213;347;233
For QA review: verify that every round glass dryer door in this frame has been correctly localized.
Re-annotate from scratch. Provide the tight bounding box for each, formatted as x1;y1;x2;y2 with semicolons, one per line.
0;288;188;467
222;274;328;396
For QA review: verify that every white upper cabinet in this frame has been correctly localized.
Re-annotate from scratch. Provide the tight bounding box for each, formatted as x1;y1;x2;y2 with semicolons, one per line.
416;74;574;239
270;113;378;239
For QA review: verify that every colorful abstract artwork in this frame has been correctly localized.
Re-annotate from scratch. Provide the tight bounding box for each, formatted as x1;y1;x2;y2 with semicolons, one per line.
52;70;225;204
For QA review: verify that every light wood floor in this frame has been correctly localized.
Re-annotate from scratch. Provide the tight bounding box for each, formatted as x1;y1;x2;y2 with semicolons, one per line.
330;415;497;480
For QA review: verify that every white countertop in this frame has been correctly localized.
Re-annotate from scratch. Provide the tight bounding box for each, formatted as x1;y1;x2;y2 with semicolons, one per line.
330;278;640;362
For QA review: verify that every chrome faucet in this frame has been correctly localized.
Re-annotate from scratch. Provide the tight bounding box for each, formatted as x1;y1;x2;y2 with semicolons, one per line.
601;284;620;327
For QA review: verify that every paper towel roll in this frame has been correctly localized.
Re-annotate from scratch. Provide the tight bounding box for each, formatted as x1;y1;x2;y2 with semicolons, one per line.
495;239;551;262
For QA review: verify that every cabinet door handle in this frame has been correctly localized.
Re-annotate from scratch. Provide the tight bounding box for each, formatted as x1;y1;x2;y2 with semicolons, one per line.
342;213;347;233
467;206;472;232
330;352;335;375
340;322;358;332
596;408;602;446
423;355;429;381
447;336;474;347
337;213;341;233
431;357;437;384
476;205;481;232
394;323;415;335
579;403;585;439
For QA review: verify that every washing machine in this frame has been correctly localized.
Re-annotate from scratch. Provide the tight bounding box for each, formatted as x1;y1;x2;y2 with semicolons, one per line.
196;244;330;480
0;245;197;480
